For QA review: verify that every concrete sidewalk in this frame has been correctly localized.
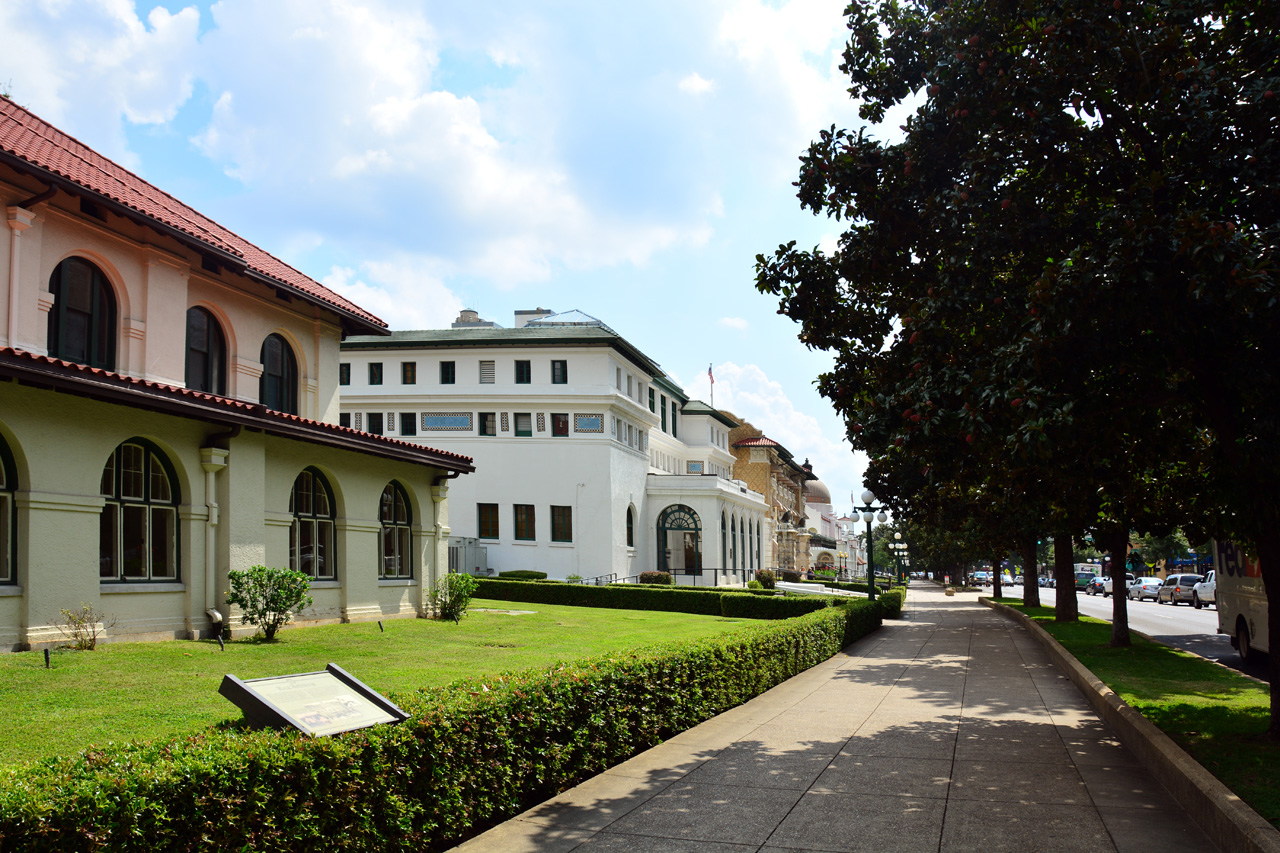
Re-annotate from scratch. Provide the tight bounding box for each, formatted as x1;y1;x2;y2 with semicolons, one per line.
454;583;1217;852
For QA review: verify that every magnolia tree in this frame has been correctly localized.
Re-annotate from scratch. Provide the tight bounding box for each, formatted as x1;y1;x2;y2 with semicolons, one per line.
757;0;1280;731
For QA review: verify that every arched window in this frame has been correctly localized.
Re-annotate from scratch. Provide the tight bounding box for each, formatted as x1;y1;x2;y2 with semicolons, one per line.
0;435;14;584
626;506;634;548
185;307;227;395
658;504;701;574
757;522;763;569
730;516;737;570
290;468;335;579
721;512;727;570
260;334;299;414
47;257;116;369
379;482;412;579
748;520;754;570
100;440;179;581
739;517;745;572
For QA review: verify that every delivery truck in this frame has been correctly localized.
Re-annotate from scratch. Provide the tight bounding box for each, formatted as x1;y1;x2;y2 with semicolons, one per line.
1215;540;1268;662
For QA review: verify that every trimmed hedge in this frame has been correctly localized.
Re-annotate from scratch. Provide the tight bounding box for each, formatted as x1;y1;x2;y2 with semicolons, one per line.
719;593;833;620
474;579;822;619
0;601;885;852
497;570;547;580
878;587;906;619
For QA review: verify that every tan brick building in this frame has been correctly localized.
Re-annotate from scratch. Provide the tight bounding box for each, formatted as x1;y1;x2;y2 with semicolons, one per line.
724;413;812;573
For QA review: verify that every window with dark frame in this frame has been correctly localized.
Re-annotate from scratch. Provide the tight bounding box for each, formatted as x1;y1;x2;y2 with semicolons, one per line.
339;363;351;385
289;468;335;579
367;412;384;435
515;413;532;436
551;360;568;384
661;395;668;431
440;361;456;384
514;504;536;540
515;360;531;384
478;503;499;539
99;440;178;582
379;482;412;579
649;388;655;412
47;256;117;370
185;306;227;395
401;361;417;384
479;412;497;436
671;401;678;438
551;506;573;543
552;413;569;437
369;362;383;385
259;334;299;414
626;506;634;548
0;438;11;584
340;413;351;428
399;413;417;436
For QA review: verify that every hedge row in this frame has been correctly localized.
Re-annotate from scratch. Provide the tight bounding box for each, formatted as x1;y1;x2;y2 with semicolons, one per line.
474;578;830;618
0;600;886;852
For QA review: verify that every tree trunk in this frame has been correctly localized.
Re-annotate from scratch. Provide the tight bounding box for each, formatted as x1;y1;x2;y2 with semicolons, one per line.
1053;533;1079;622
1257;530;1280;739
1021;535;1042;607
992;552;1003;599
1098;526;1131;647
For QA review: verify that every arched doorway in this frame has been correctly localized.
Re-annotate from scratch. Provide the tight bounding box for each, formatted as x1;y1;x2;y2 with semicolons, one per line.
657;505;702;574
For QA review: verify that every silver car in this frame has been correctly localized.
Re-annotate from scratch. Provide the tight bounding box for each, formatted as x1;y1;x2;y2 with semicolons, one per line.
1128;577;1162;601
1157;574;1204;606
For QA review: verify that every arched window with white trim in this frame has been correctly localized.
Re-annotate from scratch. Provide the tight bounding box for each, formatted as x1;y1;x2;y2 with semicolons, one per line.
48;257;116;370
379;482;412;579
290;468;335;579
99;440;179;581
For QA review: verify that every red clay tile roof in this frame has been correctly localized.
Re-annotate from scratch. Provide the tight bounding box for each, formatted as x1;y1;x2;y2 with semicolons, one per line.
0;98;386;333
732;436;782;448
0;346;474;473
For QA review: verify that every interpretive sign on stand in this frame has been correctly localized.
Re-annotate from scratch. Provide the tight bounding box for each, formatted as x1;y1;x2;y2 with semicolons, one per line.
219;663;408;737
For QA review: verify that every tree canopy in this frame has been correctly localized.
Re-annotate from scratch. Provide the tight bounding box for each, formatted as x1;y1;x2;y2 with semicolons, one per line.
757;0;1280;731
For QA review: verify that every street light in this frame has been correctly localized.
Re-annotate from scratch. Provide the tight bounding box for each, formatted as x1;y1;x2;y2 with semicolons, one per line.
859;490;889;600
889;532;910;584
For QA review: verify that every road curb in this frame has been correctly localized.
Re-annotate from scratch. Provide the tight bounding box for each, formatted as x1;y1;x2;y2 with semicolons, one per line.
983;597;1280;853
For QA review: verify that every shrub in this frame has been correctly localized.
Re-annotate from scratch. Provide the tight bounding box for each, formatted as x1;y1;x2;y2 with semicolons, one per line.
226;565;314;641
747;579;763;590
780;569;802;584
497;570;547;581
0;601;884;851
565;574;584;584
54;603;116;651
721;593;832;619
430;573;479;623
878;587;906;619
475;579;722;615
639;571;672;585
754;569;776;589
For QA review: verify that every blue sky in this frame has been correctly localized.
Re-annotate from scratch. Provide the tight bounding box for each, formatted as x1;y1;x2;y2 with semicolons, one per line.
1;0;885;513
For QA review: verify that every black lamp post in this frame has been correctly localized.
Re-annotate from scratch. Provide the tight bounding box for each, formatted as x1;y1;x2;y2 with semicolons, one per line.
858;490;889;600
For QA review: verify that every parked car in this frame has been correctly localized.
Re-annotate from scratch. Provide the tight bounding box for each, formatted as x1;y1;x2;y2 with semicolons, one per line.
1193;570;1216;609
1085;576;1107;596
1075;570;1097;590
1158;573;1205;606
1128;577;1163;601
1100;573;1137;597
971;571;991;586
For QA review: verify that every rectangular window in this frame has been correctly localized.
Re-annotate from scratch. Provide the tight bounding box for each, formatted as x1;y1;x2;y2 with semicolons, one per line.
671;402;678;438
552;413;569;436
339;363;350;385
479;360;495;384
515;413;532;436
401;361;417;384
400;413;417;436
551;360;568;384
478;503;499;539
661;395;668;431
616;367;622;389
368;412;384;435
649;388;655;412
626;375;633;397
369;363;383;385
440;361;456;384
514;504;536;540
339;413;351;428
515;360;531;384
479;412;497;436
551;506;572;543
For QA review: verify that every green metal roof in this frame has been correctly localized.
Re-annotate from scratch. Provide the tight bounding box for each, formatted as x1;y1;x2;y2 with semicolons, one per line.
342;326;664;377
681;400;738;428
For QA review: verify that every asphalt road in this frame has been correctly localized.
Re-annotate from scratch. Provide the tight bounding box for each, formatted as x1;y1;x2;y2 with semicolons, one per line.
1070;589;1271;682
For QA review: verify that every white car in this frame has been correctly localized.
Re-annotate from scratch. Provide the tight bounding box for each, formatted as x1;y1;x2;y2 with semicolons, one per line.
1128;577;1163;601
1099;573;1136;597
1193;570;1216;609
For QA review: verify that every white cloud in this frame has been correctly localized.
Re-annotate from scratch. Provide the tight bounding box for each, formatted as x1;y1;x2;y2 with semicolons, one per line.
321;259;465;330
718;316;749;331
678;72;716;95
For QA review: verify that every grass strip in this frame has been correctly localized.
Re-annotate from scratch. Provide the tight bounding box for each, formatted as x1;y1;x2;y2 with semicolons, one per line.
0;599;756;766
1007;603;1278;827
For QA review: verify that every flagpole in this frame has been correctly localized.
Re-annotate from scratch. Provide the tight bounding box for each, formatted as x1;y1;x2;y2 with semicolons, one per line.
708;362;714;407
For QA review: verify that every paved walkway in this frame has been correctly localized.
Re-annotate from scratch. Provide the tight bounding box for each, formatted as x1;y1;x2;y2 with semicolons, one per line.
454;583;1218;852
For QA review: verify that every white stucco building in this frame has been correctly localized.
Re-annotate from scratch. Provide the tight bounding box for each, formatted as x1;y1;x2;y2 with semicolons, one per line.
339;310;767;584
0;99;473;648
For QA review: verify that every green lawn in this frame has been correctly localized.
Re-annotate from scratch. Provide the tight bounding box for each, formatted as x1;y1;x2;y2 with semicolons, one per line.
1007;603;1278;827
0;600;756;766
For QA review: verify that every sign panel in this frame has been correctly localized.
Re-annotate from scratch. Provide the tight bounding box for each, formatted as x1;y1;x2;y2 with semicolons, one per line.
219;663;408;737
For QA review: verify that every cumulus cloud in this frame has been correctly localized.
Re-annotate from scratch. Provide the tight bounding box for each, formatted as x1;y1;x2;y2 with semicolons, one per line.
322;260;465;330
678;72;716;95
718;317;749;331
686;362;868;510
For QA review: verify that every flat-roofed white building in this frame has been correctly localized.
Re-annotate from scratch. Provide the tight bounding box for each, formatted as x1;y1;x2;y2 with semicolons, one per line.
340;311;766;583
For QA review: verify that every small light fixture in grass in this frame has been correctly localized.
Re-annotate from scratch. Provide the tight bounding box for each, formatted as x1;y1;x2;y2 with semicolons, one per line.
226;565;314;641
